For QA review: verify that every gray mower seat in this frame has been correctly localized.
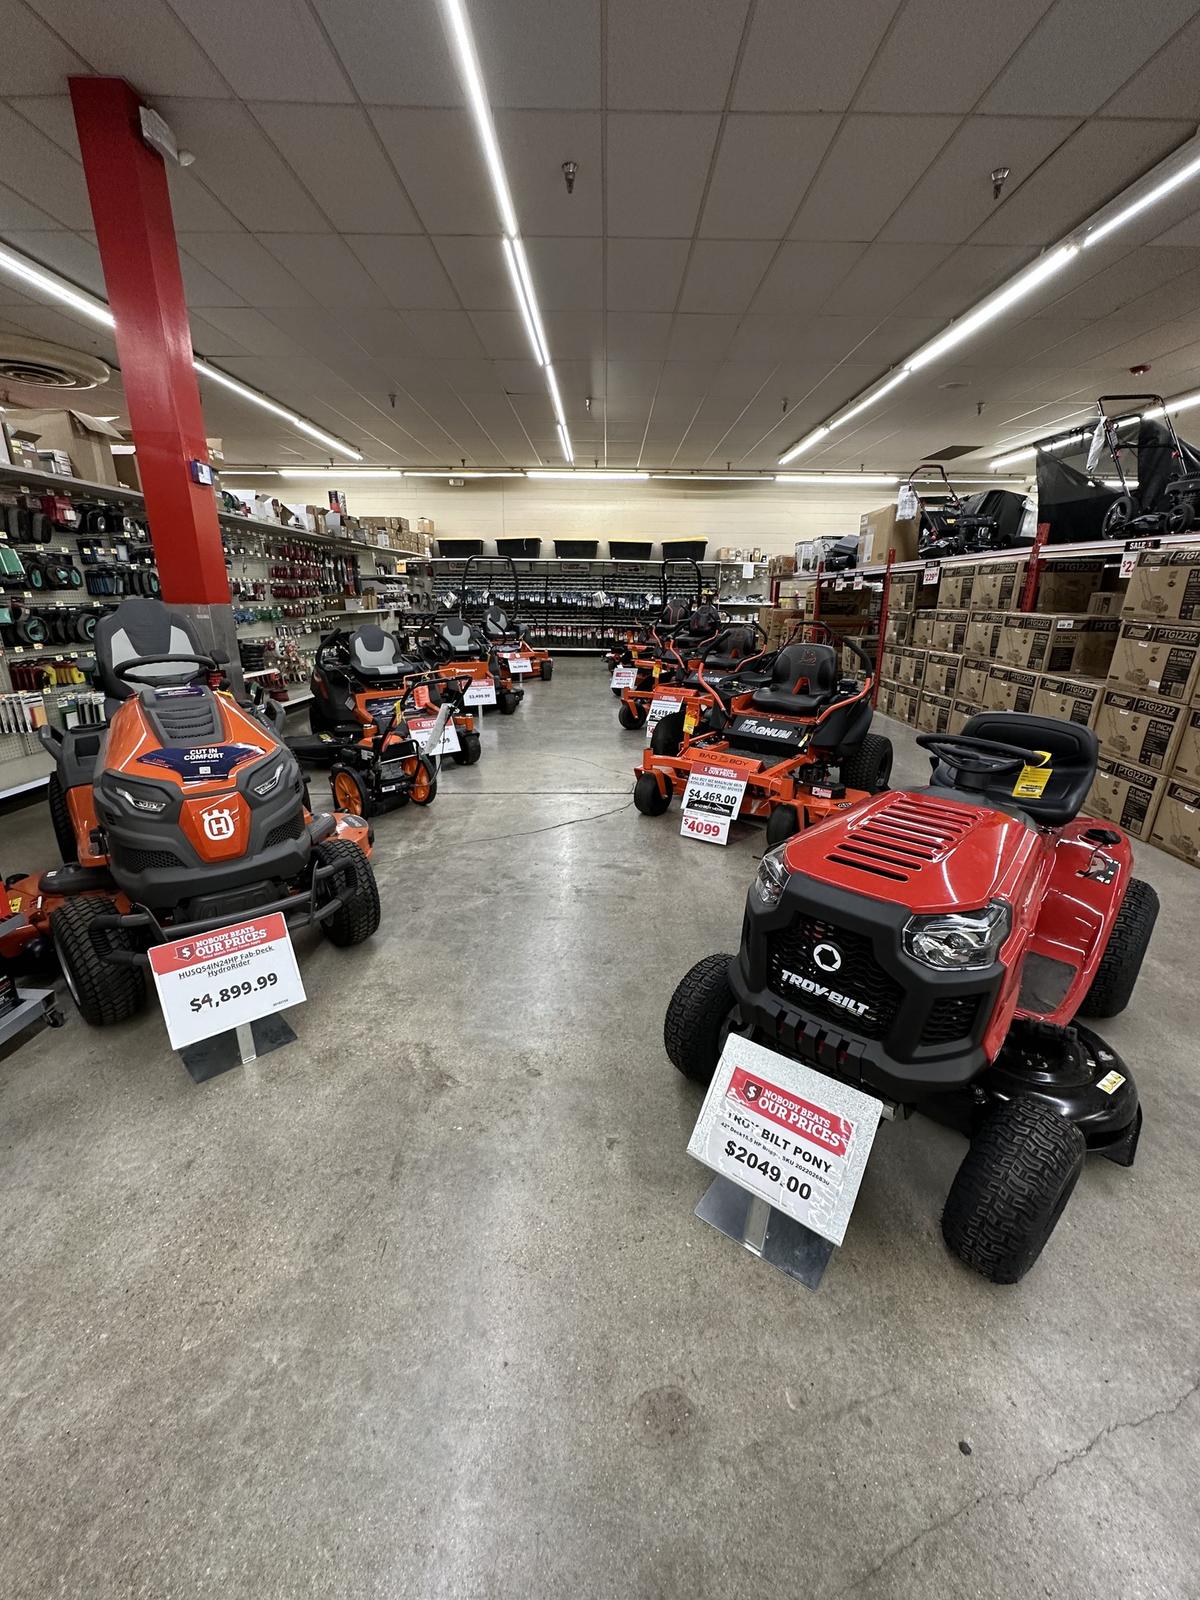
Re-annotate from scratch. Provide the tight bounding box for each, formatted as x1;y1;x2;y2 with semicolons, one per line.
348;624;419;681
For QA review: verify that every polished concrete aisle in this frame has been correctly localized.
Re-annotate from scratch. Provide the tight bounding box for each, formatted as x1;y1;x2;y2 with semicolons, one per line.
1;661;1197;1600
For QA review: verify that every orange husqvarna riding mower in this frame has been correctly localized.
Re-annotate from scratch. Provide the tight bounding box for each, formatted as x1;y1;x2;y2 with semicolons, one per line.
664;713;1157;1283
634;623;893;844
472;555;553;681
32;597;380;1028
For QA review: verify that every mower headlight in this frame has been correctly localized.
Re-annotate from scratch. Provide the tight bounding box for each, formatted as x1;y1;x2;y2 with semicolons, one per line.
252;759;286;797
903;902;1010;970
115;783;167;815
753;844;791;908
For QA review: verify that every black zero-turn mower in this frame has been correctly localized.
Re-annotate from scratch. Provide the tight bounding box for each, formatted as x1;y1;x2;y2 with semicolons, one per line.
664;712;1158;1284
33;597;380;1028
1087;393;1200;537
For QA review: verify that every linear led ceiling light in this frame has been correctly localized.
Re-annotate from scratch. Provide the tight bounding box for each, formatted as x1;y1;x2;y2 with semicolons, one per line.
528;470;648;481
192;362;363;460
826;370;910;431
277;469;402;479
1082;147;1200;250
650;473;775;481
906;246;1078;373
777;426;830;467
776;473;899;485
403;469;526;478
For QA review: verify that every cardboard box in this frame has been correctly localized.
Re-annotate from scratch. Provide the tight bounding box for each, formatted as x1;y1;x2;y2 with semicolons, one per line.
950;700;974;734
896;646;926;690
963;611;1007;660
1149;777;1200;866
1094;690;1186;773
876;682;895;717
1084;756;1166;841
884;611;912;646
859;503;920;564
915;689;954;735
923;650;960;698
1032;674;1104;729
9;409;123;486
983;666;1040;714
1121;548;1200;622
996;613;1118;676
929;609;969;652
969;559;1027;611
909;612;935;649
958;658;990;705
1087;590;1127;618
1035;558;1108;614
1107;621;1200;702
938;566;976;610
1170;705;1200;782
889;683;920;724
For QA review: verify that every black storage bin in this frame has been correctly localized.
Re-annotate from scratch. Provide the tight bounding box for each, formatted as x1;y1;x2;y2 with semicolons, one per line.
660;538;707;561
495;537;541;557
553;538;598;558
608;539;654;560
435;537;484;558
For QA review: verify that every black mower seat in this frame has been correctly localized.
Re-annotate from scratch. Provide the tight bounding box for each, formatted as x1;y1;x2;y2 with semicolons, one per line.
348;624;416;679
483;604;513;639
751;641;841;718
929;711;1098;828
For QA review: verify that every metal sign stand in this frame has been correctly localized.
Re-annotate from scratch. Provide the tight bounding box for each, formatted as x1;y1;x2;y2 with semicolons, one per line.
695;1175;835;1291
178;1013;297;1084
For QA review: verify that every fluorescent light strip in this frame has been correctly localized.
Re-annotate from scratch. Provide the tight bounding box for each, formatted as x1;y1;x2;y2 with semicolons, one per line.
438;0;517;237
650;473;775;481
777;425;831;467
907;246;1078;372
502;237;549;366
403;469;526;478
777;473;899;486
512;238;551;366
555;423;574;465
989;447;1040;470
277;469;401;479
530;470;648;481
826;370;910;431
544;363;566;426
193;361;363;460
1083;150;1200;250
0;243;114;327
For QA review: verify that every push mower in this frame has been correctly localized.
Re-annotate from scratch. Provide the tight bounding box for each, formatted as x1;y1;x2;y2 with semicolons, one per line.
634;623;893;845
665;712;1157;1283
1087;393;1200;537
33;597;381;1028
907;464;1030;559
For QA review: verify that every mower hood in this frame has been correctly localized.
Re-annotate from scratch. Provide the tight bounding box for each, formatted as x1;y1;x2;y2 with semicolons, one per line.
781;789;1042;916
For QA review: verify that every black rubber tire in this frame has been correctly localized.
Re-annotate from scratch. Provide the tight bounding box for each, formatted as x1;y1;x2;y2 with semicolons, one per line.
453;732;482;765
1078;877;1159;1018
50;896;145;1026
942;1096;1085;1284
618;701;647;731
651;710;686;756
765;803;802;848
540;661;554;681
47;773;78;863
664;954;738;1085
840;732;894;793
410;755;438;806
313;839;381;947
498;690;519;715
633;773;671;816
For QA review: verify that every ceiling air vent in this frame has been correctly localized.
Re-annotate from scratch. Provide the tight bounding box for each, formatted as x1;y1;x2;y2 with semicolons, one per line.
0;337;110;394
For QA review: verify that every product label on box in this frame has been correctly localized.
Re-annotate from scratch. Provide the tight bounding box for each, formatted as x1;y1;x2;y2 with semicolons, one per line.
679;761;747;846
148;913;304;1052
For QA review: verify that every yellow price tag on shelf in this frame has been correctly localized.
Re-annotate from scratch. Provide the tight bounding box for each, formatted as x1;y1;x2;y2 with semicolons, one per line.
1013;750;1053;798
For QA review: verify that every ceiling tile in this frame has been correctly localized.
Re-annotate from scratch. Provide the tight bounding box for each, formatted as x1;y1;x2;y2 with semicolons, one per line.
0;180;63;232
734;0;902;111
165;0;354;103
1104;12;1200;118
822;241;953;317
166;168;243;232
667;314;737;361
192;307;315;358
179;233;315;306
0;229;105;297
175;246;246;308
0;9;88;95
751;242;866;313
472;0;601;109
157;100;329;231
26;0;230;96
350;236;460;309
370;109;498;234
606;239;690;311
607;0;749;110
524;238;603;311
254;105;420;233
310;0;460;106
259;235;387;307
678;240;775;313
541;310;603;359
464;310;530;361
607;114;721;237
891;244;1032;318
495;111;603;236
606;312;673;359
331;309;421;364
856;0;1056;113
700;114;839;239
790;114;959;241
0;103;93;228
434;237;510;311
188;311;249;358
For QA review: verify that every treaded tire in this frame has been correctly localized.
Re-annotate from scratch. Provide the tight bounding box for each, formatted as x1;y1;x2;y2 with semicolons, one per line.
942;1096;1085;1284
498;690;520;715
453;732;482;765
664;954;737;1085
51;896;145;1026
840;732;893;793
47;773;78;863
313;839;381;948
765;803;801;848
540;661;554;681
633;773;671;815
618;701;647;730
1078;878;1159;1018
410;755;438;805
651;710;686;756
332;765;374;819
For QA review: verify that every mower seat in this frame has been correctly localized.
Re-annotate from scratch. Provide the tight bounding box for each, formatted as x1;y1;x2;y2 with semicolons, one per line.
437;618;478;658
928;711;1099;827
348;624;418;681
751;642;841;718
94;598;209;702
483;604;512;639
700;626;759;674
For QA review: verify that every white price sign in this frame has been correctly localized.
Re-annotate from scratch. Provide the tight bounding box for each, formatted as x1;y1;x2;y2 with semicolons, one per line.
679;760;747;846
688;1034;882;1246
464;675;496;706
501;651;533;675
148;912;305;1052
646;690;688;729
611;665;637;689
922;560;941;586
408;713;461;755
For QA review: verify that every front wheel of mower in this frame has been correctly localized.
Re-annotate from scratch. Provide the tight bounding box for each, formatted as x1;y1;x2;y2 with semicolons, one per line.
618;701;647;731
651;710;686;756
50;896;145;1026
453;732;482;765
332;765;374;819
1078;877;1159;1018
840;732;893;793
633;774;671;816
539;661;554;681
942;1096;1085;1284
765;803;802;849
314;839;381;947
498;690;520;715
47;773;78;863
409;755;438;806
664;954;738;1085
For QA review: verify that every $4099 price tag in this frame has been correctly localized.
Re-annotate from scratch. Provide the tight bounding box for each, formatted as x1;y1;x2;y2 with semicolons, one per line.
679;761;747;846
148;911;305;1051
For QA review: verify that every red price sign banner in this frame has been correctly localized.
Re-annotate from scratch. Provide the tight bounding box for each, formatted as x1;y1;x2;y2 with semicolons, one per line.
148;912;305;1051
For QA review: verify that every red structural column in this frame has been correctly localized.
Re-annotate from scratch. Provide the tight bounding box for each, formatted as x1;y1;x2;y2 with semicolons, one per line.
69;77;228;606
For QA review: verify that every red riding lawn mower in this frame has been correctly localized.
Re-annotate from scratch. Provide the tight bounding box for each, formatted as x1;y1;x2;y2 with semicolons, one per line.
634;623;893;846
4;597;380;1028
665;712;1157;1283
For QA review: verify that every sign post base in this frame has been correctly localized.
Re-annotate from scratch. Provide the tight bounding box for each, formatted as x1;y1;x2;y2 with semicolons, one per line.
695;1175;835;1291
179;1012;297;1084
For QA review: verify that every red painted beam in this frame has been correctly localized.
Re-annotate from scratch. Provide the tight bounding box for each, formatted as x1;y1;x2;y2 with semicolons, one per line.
69;77;228;606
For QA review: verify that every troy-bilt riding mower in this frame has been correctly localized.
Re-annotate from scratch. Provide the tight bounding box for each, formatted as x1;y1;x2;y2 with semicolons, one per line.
472;555;553;681
634;623;893;844
665;712;1157;1284
29;597;380;1028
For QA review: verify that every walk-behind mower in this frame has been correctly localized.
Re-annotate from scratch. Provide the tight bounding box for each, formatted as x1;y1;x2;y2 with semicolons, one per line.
665;712;1157;1283
907;464;1031;559
634;623;893;844
32;597;380;1028
1087;393;1200;537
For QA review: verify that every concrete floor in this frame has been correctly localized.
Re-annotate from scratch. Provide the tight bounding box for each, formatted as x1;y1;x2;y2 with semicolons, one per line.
1;660;1197;1600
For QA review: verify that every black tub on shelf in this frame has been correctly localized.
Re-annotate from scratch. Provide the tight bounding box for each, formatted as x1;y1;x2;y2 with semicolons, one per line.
554;538;599;558
608;539;654;560
660;538;707;561
495;537;541;557
435;537;485;558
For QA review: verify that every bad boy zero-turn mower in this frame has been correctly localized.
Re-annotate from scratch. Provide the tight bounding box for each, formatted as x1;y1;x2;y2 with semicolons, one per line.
613;560;724;731
29;597;381;1028
665;713;1157;1283
634;623;893;845
472;555;554;681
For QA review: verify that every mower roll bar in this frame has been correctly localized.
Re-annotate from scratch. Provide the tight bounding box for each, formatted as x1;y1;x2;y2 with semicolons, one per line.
906;462;962;512
462;552;521;616
659;555;703;614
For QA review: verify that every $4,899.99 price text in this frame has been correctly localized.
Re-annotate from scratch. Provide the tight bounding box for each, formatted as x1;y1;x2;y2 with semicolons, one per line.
189;972;279;1013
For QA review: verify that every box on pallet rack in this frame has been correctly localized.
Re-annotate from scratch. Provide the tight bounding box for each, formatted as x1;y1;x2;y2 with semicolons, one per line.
996;613;1119;677
1171;704;1200;781
895;646;926;690
1032;674;1104;729
963;610;1007;659
915;689;954;735
929;609;969;652
887;572;936;613
938;566;975;610
969;559;1027;611
1036;558;1111;614
1149;777;1200;865
1087;591;1126;618
923;650;959;698
884;611;912;646
1121;548;1200;622
983;666;1040;714
909;612;935;649
888;683;920;724
1094;690;1186;772
950;701;974;733
1107;621;1200;702
1084;756;1166;841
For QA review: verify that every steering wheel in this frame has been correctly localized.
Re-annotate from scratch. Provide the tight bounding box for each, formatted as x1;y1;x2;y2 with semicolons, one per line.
113;650;217;681
915;732;1043;787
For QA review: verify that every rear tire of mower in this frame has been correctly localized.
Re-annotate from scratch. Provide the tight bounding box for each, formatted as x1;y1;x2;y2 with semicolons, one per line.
314;839;381;948
410;755;438;806
540;661;554;681
650;711;686;756
50;896;145;1027
618;702;647;731
1078;877;1159;1018
453;732;482;765
840;732;893;793
765;804;801;849
498;690;520;715
664;954;738;1085
942;1096;1085;1284
47;773;78;863
633;774;671;816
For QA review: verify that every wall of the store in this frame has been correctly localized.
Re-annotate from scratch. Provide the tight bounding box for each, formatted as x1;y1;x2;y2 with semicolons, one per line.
222;476;893;557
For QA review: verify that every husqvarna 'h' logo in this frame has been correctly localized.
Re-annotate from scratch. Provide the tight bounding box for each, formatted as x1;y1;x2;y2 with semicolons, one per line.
813;942;842;973
201;805;236;842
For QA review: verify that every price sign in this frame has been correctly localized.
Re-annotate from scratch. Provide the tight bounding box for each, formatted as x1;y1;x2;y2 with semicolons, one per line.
501;651;533;675
853;573;864;589
922;560;941;586
687;1034;882;1246
1120;536;1160;579
148;912;305;1052
408;714;461;755
464;674;496;706
611;666;637;689
679;760;747;846
646;689;688;729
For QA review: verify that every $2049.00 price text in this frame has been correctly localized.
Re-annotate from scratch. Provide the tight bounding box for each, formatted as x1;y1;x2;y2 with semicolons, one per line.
725;1139;812;1200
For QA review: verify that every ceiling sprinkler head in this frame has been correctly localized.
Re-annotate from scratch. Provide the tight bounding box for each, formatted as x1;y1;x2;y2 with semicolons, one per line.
991;166;1010;201
562;160;578;195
